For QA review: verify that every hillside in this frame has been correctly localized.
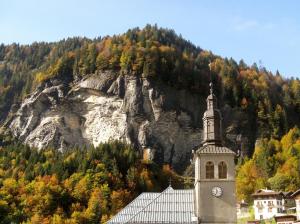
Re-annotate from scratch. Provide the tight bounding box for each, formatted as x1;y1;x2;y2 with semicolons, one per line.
0;25;300;222
0;136;183;223
237;127;300;202
1;25;300;166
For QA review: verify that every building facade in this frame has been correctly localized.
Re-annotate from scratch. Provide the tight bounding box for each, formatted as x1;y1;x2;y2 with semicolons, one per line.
252;189;287;220
292;189;300;221
274;215;297;224
237;200;250;219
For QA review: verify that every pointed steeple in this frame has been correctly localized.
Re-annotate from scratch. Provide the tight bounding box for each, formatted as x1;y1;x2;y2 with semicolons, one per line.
202;82;222;145
207;82;217;109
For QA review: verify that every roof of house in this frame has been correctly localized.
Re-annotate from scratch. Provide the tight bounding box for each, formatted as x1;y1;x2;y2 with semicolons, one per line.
282;191;294;198
291;189;300;198
247;221;260;224
107;186;197;224
274;214;297;222
107;192;160;224
252;189;284;198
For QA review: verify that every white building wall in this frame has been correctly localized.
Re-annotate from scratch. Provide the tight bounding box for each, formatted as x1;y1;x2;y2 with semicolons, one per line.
296;199;300;220
254;198;284;220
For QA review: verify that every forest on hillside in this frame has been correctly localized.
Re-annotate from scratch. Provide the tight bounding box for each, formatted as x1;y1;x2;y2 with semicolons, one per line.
1;25;300;151
0;128;299;223
0;134;182;223
0;25;300;222
237;127;300;202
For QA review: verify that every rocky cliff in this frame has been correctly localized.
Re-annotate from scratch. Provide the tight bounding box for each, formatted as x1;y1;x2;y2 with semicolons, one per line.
5;71;204;170
5;71;249;171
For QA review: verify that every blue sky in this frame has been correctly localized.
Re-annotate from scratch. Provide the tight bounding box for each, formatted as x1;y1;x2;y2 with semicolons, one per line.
1;0;300;78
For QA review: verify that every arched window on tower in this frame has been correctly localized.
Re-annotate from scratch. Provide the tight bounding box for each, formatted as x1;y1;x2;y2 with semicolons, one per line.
206;161;214;179
218;161;227;179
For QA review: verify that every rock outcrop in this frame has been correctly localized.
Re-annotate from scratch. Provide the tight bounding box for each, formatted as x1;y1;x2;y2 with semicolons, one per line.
5;71;251;171
7;71;209;171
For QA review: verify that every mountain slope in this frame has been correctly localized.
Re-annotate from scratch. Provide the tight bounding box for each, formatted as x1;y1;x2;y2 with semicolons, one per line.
7;71;203;171
1;25;300;170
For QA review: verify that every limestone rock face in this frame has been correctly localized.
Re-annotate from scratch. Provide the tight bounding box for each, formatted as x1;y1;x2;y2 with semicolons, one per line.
7;71;206;171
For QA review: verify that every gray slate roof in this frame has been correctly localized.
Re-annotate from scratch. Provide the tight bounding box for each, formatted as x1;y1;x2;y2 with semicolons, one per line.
197;144;235;155
107;186;197;224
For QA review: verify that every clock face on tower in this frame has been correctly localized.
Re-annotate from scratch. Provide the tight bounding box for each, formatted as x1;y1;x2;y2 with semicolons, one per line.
211;186;223;197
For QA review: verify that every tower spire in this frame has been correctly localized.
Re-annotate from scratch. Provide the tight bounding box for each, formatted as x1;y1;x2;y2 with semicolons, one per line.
202;81;222;146
209;82;213;95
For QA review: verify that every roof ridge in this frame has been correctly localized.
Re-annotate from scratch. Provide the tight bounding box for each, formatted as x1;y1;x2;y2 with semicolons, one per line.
291;189;300;197
125;186;173;224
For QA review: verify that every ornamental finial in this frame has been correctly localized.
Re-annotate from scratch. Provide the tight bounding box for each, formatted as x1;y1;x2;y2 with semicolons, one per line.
208;61;213;95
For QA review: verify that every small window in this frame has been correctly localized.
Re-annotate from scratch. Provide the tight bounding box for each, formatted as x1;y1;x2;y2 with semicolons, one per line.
206;161;214;179
258;208;263;213
218;161;227;179
268;208;272;212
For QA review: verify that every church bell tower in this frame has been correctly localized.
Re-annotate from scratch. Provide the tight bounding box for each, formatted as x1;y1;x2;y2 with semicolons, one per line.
194;83;237;223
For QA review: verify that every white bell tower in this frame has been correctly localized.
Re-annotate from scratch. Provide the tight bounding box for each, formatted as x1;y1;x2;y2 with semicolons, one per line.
194;82;237;223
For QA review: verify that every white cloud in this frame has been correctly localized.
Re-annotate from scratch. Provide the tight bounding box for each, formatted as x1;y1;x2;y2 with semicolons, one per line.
231;17;276;32
234;20;259;31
